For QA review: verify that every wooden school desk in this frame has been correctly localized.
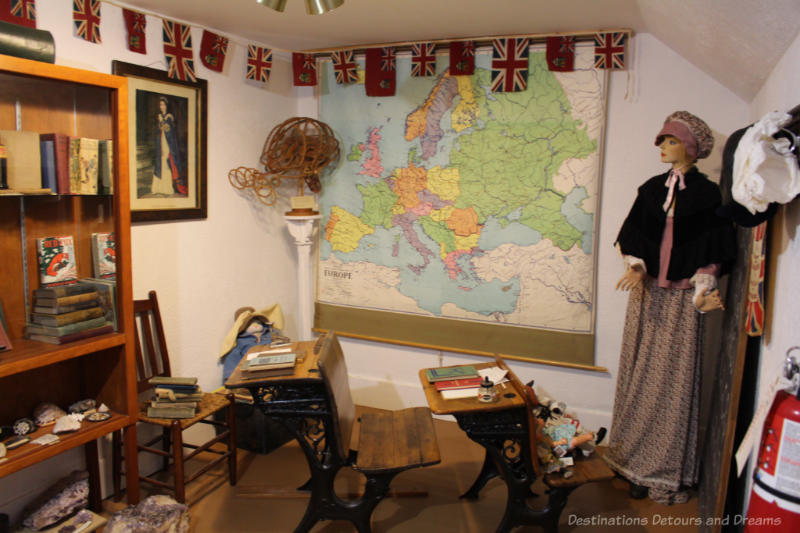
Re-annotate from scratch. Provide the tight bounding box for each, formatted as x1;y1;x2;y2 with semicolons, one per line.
419;358;610;533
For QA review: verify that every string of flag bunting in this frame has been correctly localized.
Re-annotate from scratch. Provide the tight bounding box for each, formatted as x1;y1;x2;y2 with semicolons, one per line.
0;0;630;94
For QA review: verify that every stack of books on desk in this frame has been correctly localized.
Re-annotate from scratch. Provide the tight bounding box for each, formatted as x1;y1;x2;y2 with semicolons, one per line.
242;346;297;379
25;284;111;344
148;377;201;418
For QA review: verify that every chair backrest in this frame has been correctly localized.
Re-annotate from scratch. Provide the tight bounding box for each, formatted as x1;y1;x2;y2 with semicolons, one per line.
495;355;542;477
316;331;355;463
133;290;172;394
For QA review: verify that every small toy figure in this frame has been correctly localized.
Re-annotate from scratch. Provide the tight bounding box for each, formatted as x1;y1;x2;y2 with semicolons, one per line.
533;396;606;475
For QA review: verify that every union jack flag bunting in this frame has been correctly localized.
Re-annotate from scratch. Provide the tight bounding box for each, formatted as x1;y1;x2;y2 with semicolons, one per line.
546;36;575;72
411;43;436;77
449;40;475;76
163;20;196;82
594;32;626;69
365;47;395;96
331;51;358;84
5;0;36;28
246;45;272;83
73;0;101;44
491;38;529;93
745;222;768;336
200;30;229;72
380;47;396;72
122;8;146;54
292;53;317;86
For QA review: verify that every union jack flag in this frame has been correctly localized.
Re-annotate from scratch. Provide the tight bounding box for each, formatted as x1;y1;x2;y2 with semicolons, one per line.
745;222;768;336
9;0;36;26
163;20;196;82
594;32;626;69
331;51;358;84
246;45;272;83
491;38;529;93
411;43;436;77
73;0;100;44
381;47;395;72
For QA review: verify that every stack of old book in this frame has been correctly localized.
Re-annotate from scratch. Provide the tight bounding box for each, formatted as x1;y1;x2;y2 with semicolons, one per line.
26;284;111;344
426;365;483;399
241;345;298;379
147;377;202;419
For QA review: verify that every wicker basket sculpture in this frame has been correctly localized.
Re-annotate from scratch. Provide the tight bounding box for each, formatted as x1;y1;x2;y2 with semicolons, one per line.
228;117;340;214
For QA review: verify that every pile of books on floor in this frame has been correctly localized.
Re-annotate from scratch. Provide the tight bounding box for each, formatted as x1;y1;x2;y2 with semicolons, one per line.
25;283;112;344
147;377;202;419
241;344;298;379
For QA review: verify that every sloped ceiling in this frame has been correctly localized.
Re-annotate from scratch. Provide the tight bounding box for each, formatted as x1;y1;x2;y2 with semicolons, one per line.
120;0;800;100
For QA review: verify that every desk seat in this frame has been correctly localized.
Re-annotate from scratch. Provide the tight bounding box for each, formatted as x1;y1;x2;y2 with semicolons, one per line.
355;407;441;474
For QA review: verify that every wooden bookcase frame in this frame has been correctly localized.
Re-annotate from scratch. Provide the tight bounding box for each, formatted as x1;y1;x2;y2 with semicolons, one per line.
0;55;139;505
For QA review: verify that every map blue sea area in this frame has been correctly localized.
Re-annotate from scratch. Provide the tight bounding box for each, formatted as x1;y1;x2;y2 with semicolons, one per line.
318;46;606;335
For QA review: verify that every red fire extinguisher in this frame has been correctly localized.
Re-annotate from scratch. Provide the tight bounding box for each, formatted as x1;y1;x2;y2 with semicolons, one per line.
744;348;800;532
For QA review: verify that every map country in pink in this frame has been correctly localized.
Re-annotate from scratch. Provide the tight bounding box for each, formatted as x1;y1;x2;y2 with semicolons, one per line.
358;127;384;178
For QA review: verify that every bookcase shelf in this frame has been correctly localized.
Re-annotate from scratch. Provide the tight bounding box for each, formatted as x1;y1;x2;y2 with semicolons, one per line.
0;54;139;505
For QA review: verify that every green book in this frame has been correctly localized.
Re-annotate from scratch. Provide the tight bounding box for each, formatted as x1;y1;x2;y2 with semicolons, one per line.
146;405;196;419
149;376;198;386
425;365;479;382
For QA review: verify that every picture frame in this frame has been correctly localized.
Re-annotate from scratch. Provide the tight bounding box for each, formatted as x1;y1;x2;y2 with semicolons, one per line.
112;61;207;222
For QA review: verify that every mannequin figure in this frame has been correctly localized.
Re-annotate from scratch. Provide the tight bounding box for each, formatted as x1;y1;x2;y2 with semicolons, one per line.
603;111;736;505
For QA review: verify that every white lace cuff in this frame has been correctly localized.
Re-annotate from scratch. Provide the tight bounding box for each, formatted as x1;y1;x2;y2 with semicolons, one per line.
624;255;646;273
690;273;718;310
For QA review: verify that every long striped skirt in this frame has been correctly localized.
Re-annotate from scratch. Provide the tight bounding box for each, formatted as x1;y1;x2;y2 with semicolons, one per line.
603;277;704;504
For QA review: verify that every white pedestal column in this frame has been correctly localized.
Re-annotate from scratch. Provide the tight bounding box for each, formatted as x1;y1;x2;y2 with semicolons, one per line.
284;214;320;341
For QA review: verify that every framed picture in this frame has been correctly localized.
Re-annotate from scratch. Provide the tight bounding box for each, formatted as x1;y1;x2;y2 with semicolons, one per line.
112;61;207;222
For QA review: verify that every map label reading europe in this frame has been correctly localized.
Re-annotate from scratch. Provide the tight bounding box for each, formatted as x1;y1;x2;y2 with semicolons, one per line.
319;47;605;334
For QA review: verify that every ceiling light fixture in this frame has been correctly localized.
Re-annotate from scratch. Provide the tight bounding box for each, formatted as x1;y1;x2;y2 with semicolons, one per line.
257;0;344;15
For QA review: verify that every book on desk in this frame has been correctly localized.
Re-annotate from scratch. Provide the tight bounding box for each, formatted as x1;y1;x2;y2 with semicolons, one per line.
425;365;478;382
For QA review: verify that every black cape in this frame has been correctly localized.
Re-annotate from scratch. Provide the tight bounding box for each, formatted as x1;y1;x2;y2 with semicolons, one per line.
616;168;737;281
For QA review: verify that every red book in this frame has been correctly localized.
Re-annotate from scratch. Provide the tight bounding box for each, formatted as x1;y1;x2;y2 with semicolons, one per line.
39;133;70;194
434;377;484;391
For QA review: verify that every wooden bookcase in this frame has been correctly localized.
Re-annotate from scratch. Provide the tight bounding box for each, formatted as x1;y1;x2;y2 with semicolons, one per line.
0;55;139;505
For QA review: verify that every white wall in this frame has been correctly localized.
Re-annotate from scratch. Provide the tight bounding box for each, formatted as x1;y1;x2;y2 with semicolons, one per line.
1;0;302;520
742;31;800;511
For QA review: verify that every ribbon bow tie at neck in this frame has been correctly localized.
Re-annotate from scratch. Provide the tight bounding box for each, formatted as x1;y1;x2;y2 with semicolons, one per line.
663;169;687;212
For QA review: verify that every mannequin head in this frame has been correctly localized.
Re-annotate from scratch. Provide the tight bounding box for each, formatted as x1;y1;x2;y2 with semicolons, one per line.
659;135;694;170
654;110;714;163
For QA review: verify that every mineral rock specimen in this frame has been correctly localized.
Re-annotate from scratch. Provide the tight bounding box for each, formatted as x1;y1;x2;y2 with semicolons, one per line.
52;414;82;434
22;470;89;531
33;402;67;426
105;495;189;533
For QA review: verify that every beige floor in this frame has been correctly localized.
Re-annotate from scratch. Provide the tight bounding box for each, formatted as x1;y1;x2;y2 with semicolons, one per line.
105;416;701;532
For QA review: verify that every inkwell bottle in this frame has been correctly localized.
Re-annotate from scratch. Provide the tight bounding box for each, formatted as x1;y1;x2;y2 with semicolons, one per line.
0;138;8;189
478;376;497;403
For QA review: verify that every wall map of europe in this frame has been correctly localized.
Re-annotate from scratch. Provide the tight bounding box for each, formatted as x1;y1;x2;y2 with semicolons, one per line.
317;46;606;365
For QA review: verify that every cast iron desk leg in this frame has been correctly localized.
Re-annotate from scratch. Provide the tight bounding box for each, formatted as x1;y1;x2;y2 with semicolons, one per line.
454;409;556;533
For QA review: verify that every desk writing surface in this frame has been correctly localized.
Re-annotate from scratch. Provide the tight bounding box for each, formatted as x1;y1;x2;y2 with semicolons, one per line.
225;339;322;389
418;362;525;415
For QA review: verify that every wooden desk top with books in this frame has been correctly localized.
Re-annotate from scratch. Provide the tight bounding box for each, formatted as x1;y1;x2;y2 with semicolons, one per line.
225;339;321;389
418;361;526;416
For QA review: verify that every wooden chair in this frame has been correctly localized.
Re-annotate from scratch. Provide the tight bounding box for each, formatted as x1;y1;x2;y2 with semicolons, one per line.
296;331;440;533
112;290;237;503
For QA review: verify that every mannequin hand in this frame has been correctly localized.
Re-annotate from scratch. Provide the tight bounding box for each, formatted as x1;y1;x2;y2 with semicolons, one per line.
695;289;725;312
616;266;644;291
